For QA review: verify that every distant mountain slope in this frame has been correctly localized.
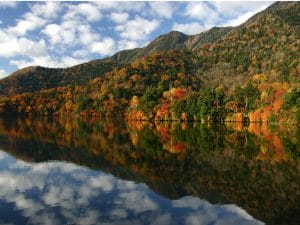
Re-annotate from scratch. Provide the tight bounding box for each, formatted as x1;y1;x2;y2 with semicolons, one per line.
0;21;233;96
0;59;116;96
111;27;233;64
190;0;300;88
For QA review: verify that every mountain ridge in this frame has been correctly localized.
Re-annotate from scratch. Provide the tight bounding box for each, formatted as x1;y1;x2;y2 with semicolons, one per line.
2;2;299;94
0;24;235;96
0;1;299;124
0;26;232;95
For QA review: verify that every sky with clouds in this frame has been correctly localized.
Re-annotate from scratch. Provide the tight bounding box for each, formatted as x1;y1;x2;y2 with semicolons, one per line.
0;1;273;79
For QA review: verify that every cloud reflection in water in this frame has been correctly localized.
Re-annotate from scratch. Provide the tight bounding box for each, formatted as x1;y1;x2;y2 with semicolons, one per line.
0;151;263;225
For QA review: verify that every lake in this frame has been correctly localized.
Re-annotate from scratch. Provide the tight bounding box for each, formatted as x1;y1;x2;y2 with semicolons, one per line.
0;117;299;225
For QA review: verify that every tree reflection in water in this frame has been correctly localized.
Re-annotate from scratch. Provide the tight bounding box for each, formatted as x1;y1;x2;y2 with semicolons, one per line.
0;117;299;225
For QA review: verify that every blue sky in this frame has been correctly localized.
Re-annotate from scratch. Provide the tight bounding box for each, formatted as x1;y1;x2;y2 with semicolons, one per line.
0;1;273;79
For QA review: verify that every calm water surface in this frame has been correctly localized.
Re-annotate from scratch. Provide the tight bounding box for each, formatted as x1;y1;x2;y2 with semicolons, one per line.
0;118;299;225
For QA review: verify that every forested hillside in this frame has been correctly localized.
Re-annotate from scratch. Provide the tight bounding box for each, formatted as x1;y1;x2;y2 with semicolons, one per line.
0;1;299;124
0;59;115;95
0;24;232;96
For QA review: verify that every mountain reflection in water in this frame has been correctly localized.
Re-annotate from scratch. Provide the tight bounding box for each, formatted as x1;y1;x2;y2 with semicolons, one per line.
0;151;262;225
0;117;299;225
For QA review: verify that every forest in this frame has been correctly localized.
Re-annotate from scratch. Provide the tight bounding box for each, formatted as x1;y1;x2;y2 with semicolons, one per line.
0;2;299;124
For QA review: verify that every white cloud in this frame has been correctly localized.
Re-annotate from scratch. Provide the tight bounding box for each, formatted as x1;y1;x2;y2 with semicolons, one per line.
17;38;47;57
109;208;128;219
0;69;8;79
149;2;173;19
30;2;62;19
173;196;203;210
184;2;272;29
43;18;101;49
0;1;17;8
10;60;31;69
64;3;102;22
76;210;101;225
78;24;101;45
42;24;60;44
0;36;47;58
92;1;118;10
116;17;160;41
118;191;159;213
212;1;272;18
94;2;145;13
6;12;46;36
78;3;102;21
60;57;86;67
10;55;86;69
173;22;204;35
73;49;89;58
223;11;257;27
43;20;77;45
185;2;219;26
118;39;139;50
150;213;171;225
91;37;116;56
110;12;129;24
221;4;272;27
90;175;114;191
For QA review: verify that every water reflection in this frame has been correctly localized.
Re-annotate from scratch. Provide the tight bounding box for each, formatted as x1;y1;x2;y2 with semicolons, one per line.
0;151;263;225
0;117;299;225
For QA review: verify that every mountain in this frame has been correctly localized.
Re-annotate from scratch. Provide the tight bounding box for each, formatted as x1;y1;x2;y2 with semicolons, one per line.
0;59;116;96
0;1;299;124
111;27;233;64
0;26;232;96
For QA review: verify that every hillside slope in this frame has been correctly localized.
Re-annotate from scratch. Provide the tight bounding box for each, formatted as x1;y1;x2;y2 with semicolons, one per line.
0;23;232;96
111;27;233;64
0;59;116;96
0;1;299;123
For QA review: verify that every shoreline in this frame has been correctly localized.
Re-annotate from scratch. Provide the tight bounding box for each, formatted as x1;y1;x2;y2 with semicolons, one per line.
0;114;298;126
